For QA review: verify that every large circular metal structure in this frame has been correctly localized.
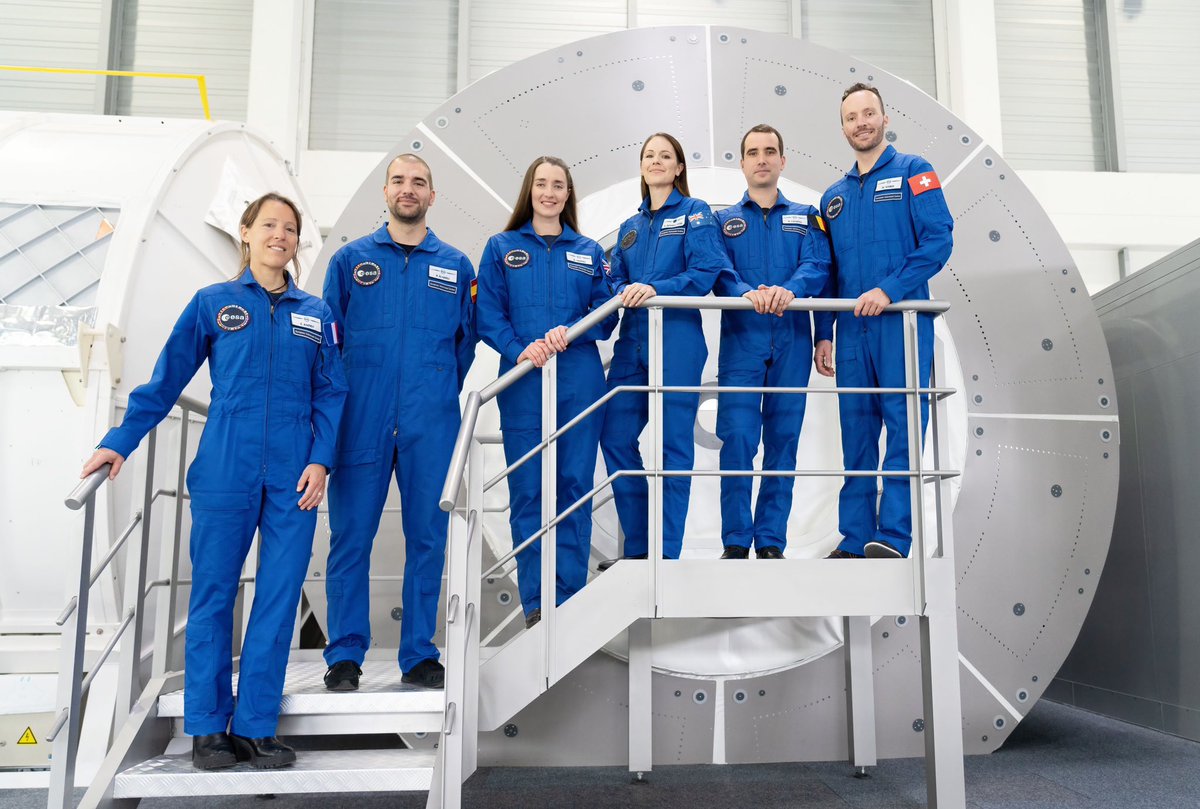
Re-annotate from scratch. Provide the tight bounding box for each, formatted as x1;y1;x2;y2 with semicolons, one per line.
313;27;1119;762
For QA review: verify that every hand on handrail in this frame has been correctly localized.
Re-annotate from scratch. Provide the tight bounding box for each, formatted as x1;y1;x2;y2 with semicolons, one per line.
853;287;892;317
517;339;555;368
620;282;656;308
81;447;124;480
544;325;570;353
744;285;795;316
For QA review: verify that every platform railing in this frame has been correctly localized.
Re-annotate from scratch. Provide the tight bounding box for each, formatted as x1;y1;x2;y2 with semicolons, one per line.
437;295;963;809
48;394;208;809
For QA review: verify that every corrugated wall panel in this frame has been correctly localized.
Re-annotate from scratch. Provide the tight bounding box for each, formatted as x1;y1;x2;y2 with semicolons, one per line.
636;0;790;33
114;0;252;121
469;0;627;84
1115;0;1200;172
995;0;1106;170
308;0;458;151
0;0;102;113
803;0;937;97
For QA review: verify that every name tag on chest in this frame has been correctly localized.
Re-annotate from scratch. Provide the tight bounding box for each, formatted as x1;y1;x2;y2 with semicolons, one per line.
660;215;686;237
291;312;322;344
429;265;457;294
781;213;808;234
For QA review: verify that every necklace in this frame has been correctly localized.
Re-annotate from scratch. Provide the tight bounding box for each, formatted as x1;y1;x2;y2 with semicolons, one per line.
265;278;288;293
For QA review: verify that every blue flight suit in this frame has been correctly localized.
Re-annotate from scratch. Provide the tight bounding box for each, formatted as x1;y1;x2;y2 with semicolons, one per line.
601;190;729;559
322;225;477;674
815;145;954;557
476;222;617;615
100;269;347;737
714;191;831;552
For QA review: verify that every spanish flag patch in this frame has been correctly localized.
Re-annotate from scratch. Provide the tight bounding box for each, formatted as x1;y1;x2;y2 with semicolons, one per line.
470;278;478;303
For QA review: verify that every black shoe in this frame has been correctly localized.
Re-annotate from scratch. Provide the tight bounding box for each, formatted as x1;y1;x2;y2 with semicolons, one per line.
323;660;361;691
229;734;296;769
192;732;236;770
720;545;750;559
525;608;541;628
826;549;865;559
756;547;785;559
402;658;445;689
598;553;648;572
865;541;905;559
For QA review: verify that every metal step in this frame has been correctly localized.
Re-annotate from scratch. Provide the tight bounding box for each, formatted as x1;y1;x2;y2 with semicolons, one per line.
159;662;445;734
113;748;435;797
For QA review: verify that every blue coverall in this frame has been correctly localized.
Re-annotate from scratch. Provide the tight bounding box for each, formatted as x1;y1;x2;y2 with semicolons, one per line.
601;189;729;559
476;222;618;615
101;269;347;737
322;225;477;674
815;145;954;557
714;191;831;552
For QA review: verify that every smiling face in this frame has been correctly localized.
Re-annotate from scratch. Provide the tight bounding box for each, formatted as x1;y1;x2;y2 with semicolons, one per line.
240;199;298;272
841;89;889;153
384;156;435;225
640;135;684;191
531;161;569;222
741;130;786;190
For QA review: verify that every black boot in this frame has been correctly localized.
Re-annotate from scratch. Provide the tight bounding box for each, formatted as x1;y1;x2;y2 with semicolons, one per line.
192;732;236;770
229;734;296;769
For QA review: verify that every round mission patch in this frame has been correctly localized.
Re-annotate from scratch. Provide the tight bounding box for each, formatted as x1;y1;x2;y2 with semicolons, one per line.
504;249;530;269
620;229;637;250
216;304;250;331
722;217;747;238
825;195;844;220
352;261;382;286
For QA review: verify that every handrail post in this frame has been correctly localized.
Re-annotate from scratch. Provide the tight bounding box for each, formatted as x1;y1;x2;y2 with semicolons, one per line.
153;408;189;676
540;354;558;685
115;428;157;731
647;305;664;615
463;438;483;776
902;309;927;613
47;496;98;809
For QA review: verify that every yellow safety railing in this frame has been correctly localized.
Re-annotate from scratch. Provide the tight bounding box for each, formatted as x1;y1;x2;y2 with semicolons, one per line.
0;65;211;120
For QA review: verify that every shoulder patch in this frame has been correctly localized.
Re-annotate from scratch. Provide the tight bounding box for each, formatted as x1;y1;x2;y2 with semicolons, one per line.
216;304;250;332
722;217;747;238
908;171;942;195
352;261;382;286
825;195;844;220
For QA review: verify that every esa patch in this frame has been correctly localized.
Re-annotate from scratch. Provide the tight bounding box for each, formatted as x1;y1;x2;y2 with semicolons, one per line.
722;217;747;238
504;249;530;269
826;195;844;220
352;261;382;286
216;304;250;331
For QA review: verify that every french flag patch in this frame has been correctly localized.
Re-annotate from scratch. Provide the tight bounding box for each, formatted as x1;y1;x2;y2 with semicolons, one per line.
323;321;341;347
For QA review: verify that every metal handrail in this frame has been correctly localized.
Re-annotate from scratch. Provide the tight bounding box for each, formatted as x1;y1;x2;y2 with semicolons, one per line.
440;295;948;510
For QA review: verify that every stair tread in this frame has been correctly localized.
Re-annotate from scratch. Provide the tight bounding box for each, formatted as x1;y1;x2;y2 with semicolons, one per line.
113;748;435;797
158;662;445;717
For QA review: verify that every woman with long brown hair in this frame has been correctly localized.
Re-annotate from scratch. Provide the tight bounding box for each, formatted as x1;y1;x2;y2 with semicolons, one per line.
476;156;616;627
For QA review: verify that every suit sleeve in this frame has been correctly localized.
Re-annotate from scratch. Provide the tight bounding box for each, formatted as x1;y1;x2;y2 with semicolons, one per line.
455;255;479;390
813;193;838;343
654;204;726;297
475;237;527;365
606;228;630;294
711;215;752;298
308;301;349;470
99;294;209;458
321;248;350;351
576;242;619;344
876;158;954;304
783;212;833;299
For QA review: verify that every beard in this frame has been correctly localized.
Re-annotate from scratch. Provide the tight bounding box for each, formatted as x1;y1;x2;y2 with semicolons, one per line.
389;198;429;224
847;127;884;153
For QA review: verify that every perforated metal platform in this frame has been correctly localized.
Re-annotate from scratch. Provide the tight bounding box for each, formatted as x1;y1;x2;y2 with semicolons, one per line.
158;662;446;734
113;748;435;797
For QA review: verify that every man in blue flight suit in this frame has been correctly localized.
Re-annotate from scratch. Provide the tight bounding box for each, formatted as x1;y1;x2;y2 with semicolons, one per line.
322;154;478;690
814;83;954;559
714;124;831;560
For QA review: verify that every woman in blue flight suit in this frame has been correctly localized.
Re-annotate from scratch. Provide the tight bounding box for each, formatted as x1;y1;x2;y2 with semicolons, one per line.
477;156;617;627
80;193;347;770
600;133;731;564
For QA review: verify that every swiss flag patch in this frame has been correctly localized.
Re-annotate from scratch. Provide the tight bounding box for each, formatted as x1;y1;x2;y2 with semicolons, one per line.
908;171;941;195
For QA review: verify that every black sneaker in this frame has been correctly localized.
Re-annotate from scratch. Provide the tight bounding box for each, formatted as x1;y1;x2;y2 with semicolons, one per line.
525;608;541;628
720;546;750;559
192;732;236;770
229;734;296;769
402;658;445;689
598;553;648;572
826;549;865;559
755;547;785;559
323;660;361;691
864;541;904;559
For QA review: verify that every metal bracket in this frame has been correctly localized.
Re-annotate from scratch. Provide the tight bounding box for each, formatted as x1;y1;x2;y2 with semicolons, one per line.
64;322;125;405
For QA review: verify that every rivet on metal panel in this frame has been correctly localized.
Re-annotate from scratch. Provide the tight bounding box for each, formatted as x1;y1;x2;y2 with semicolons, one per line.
984;157;994;167
342;236;348;242
989;230;1001;242
1051;485;1062;498
885;131;896;142
1013;603;1025;616
1017;689;1029;702
994;716;1006;729
670;35;677;42
390;607;402;620
850;66;857;73
741;37;747;43
912;718;925;732
692;152;701;160
1071;287;1077;293
1062;268;1069;275
688;34;698;44
972;374;979;381
867;75;874;81
961;135;971;144
454;107;461;113
1032;675;1039;682
675;690;682;697
719;33;729;43
632;80;644;92
558;57;564;63
734;690;746;702
1099;395;1110;407
723;151;734;161
977;450;983;456
497;591;512;605
882;631;889;638
947;124;954;130
504;723;518;738
1000;174;1006;180
693;690;707;704
982;735;989;742
1078;588;1085;594
436;117;448;128
411;140;423;151
1098;378;1105;384
975;427;984;436
1104;452;1110;459
577;50;583;56
774;85;787;96
758;689;766;696
1100;430;1112;442
974;394;983;404
1041;338;1053;351
895;616;907;626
